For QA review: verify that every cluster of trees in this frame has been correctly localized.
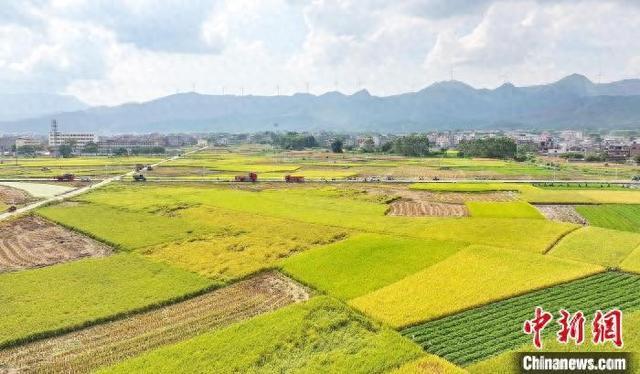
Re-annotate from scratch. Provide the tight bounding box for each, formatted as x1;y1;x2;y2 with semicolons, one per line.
392;134;430;157
273;132;318;150
14;145;43;157
560;152;584;159
329;134;430;157
112;146;166;156
330;139;344;153
458;137;517;159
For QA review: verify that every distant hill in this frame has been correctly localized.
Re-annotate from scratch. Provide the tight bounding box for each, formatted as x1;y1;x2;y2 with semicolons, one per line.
0;93;87;123
2;74;640;134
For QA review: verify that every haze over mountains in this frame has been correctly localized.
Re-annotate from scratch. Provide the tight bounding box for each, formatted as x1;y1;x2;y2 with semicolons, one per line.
2;74;640;135
0;93;87;123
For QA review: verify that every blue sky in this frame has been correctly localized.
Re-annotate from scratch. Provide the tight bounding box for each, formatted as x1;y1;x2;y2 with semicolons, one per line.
1;0;639;106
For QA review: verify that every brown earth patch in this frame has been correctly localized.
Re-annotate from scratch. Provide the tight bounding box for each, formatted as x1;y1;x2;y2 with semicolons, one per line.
0;271;309;374
0;216;112;273
0;186;33;206
388;199;468;217
535;205;587;225
360;185;518;204
412;190;519;203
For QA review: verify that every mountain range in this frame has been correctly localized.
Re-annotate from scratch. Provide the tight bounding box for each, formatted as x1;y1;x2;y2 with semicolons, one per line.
2;74;640;134
0;93;87;123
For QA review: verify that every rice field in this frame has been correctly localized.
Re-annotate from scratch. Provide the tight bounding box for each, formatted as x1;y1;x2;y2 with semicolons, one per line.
349;245;602;328
392;355;466;374
0;272;307;373
3;159;640;373
0;254;213;347
403;272;640;366
466;201;544;219
98;297;424;374
144;206;348;281
0;157;162;178
576;204;640;233
619;246;640;273
419;217;576;253
549;226;640;268
282;234;464;300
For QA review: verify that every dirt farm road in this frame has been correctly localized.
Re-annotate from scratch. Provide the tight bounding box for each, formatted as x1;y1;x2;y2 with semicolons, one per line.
0;148;207;222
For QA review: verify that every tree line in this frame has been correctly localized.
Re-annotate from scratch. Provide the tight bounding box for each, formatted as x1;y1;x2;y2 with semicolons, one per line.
457;137;517;159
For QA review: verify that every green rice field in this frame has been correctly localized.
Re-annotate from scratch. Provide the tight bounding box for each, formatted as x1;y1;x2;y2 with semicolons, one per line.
2;145;640;373
576;204;640;233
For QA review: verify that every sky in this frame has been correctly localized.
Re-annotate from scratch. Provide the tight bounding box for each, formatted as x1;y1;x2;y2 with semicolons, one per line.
1;0;639;106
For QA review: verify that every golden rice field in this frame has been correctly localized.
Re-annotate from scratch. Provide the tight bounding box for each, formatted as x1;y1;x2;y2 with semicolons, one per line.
2;150;640;373
349;245;603;328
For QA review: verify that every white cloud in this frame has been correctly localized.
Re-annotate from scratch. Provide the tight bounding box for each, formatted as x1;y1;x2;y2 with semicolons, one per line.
0;0;639;105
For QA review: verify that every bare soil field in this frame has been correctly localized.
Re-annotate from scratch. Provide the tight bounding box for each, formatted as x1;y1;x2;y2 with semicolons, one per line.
0;186;33;206
535;205;587;225
0;271;309;373
388;199;468;217
0;216;112;273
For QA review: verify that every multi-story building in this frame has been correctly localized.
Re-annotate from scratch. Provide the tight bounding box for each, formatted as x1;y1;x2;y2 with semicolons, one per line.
630;142;640;160
48;120;97;147
604;144;630;161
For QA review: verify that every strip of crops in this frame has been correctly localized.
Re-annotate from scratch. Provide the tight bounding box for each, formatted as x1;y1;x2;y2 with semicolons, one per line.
576;204;640;233
401;272;640;366
0;271;308;373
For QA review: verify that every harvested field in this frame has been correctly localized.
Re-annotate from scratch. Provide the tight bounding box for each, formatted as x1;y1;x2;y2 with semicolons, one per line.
0;216;112;273
0;271;308;374
535;205;587;225
419;191;519;203
0;186;33;206
388;199;467;217
361;185;517;204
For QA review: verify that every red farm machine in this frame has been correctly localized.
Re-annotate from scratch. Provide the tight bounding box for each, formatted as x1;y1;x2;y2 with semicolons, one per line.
234;172;258;182
285;175;305;183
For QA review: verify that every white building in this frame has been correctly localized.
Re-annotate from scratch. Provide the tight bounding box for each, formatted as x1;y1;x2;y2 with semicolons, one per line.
48;120;97;147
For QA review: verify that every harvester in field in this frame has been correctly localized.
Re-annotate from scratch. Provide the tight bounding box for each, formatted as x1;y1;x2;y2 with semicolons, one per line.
235;172;258;182
285;175;305;183
54;174;75;182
